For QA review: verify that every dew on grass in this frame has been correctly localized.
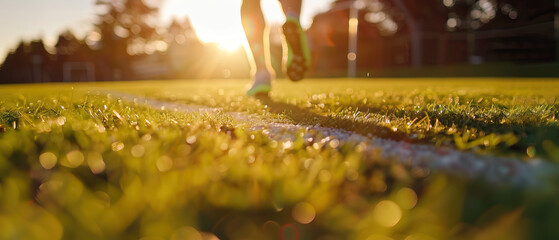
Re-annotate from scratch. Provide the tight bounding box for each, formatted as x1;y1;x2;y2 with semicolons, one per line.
112;142;125;152
186;136;197;145
282;141;293;150
39;152;58;170
329;139;340;148
56;117;66;126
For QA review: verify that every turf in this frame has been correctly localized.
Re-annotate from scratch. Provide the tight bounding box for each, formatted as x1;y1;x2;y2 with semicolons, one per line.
0;78;558;239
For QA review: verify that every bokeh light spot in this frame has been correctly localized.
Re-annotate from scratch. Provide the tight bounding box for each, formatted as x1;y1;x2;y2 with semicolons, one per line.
131;144;146;158
373;200;402;227
186;136;197;145
262;220;281;236
395;188;418;210
292;202;316;224
157;155;173;172
348;52;357;61
56;116;66;126
87;152;106;174
329;139;340;148
39;152;58;170
443;0;455;7
65;151;85;168
112;142;125;152
279;223;300;240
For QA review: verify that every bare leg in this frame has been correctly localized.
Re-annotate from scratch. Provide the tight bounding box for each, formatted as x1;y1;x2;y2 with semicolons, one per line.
242;0;274;96
241;0;272;74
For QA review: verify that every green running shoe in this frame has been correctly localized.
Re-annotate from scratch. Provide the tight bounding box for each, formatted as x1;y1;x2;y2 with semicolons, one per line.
246;70;272;97
282;16;311;81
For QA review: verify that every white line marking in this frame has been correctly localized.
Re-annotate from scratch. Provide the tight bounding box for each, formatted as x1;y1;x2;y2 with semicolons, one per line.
109;91;558;189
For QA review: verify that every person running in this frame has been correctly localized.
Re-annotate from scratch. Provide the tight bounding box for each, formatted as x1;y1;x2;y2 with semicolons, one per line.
242;0;311;96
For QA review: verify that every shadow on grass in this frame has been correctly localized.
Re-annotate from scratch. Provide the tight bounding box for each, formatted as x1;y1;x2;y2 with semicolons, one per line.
256;95;409;142
344;102;559;160
257;96;559;160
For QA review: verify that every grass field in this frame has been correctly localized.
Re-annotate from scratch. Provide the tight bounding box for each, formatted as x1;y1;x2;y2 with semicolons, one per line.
0;78;558;239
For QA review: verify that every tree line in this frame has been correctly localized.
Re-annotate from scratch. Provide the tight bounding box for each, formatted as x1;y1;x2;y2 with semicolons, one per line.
0;0;556;82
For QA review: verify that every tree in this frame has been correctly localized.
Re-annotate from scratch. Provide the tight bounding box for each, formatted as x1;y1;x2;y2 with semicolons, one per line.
94;0;161;80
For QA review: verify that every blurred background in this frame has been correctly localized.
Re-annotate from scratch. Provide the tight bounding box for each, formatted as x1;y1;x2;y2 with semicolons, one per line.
0;0;556;83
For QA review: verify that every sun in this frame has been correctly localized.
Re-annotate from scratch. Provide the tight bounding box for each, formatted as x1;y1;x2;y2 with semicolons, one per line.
160;0;286;52
160;0;247;52
214;36;244;52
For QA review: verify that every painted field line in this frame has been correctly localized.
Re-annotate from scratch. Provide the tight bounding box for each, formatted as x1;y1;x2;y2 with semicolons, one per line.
109;91;557;190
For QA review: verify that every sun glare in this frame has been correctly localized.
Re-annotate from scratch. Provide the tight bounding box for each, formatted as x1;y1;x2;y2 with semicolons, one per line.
215;36;244;52
160;0;244;51
160;0;285;52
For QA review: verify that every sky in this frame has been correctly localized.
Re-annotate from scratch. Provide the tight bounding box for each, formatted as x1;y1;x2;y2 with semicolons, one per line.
0;0;334;61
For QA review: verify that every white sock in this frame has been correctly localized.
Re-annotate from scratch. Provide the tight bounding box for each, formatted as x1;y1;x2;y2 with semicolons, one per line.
253;70;273;85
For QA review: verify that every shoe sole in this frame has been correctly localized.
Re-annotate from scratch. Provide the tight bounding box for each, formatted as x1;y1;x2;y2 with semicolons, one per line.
283;20;309;81
246;84;271;97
